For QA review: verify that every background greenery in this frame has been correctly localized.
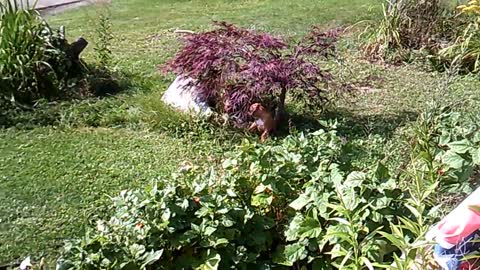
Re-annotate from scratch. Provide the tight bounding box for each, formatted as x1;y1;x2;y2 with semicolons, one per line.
1;0;480;266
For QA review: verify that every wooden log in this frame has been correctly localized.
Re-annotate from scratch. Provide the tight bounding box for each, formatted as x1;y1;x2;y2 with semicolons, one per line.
67;37;88;60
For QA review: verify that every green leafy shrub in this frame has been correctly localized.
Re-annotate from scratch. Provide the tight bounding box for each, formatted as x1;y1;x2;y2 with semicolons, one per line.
57;128;343;269
410;103;480;195
57;107;480;269
377;102;480;269
56;130;393;269
0;0;77;104
377;103;478;269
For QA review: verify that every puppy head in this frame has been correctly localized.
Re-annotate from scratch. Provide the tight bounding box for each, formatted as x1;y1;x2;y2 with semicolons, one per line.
249;103;263;116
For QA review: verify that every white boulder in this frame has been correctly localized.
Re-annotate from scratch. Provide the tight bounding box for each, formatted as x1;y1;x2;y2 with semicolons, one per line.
162;76;213;116
19;257;32;270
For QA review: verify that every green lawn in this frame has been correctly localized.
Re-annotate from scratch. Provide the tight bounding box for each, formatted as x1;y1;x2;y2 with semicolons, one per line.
0;128;201;261
1;0;480;266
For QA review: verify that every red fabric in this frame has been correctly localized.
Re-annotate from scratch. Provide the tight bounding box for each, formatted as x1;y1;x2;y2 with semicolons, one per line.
430;187;480;248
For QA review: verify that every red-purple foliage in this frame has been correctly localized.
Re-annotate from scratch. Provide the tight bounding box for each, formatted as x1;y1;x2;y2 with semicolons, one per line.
164;22;339;125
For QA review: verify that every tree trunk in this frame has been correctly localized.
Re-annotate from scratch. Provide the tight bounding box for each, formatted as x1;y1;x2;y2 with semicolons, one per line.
67;37;88;61
275;87;287;124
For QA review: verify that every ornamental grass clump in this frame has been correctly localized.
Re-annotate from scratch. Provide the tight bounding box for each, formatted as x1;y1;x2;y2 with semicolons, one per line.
365;0;454;62
439;0;480;72
0;0;89;106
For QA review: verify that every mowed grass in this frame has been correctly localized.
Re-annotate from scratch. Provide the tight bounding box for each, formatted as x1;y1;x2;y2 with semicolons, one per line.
0;128;211;262
2;0;480;266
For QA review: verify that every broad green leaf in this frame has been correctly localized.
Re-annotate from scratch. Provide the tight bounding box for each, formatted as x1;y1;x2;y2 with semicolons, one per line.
194;181;207;194
244;208;255;223
214;238;229;247
216;208;229;214
251;193;273;207
148;182;158;196
286;214;322;241
129;244;146;259
253;183;272;194
191;223;201;233
161;208;171;222
345;171;366;188
272;245;293;266
442;150;465;169
226;188;237;197
314;192;331;219
282;243;308;265
379;178;397;190
196;207;210;218
439;133;451;145
328;243;348;259
221;217;234;227
180;198;189;210
289;153;302;164
298;217;322;239
375;162;390;181
222;158;237;169
342;190;360;211
447;139;472;154
472;148;480;165
289;194;311;210
285;214;304;241
204;226;216;236
373;196;391;209
196;251;221;270
474;132;480;143
330;165;344;186
141;250;163;267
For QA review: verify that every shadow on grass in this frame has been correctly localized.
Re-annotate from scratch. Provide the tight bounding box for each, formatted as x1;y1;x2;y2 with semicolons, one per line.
329;109;418;139
84;66;127;97
283;109;418;140
184;107;420;146
273;109;418;170
0;66;134;129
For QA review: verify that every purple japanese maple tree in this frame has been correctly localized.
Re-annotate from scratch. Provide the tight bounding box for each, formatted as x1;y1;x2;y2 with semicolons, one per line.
164;22;339;126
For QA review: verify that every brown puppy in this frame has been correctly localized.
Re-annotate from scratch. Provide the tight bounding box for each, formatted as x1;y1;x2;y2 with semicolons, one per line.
248;103;276;142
